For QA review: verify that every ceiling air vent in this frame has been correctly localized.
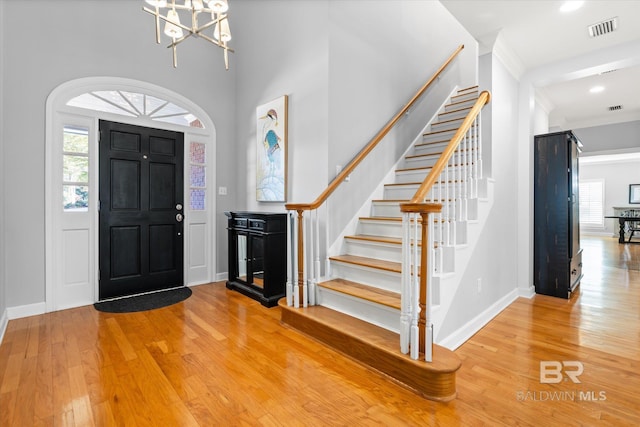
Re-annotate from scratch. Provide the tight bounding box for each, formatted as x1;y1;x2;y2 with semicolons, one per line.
588;17;618;38
608;105;623;111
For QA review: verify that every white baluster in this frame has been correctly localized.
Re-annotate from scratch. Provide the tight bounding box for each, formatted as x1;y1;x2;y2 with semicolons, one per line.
443;163;450;246
410;212;420;360
286;210;294;306
462;134;468;221
400;212;410;354
302;213;309;308
478;110;484;180
472;117;479;198
293;213;300;308
312;209;320;306
425;214;435;362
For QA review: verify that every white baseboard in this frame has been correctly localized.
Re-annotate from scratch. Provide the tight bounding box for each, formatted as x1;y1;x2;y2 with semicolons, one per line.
187;280;214;287
518;285;535;299
0;308;8;346
7;302;46;320
437;289;518;351
215;272;228;282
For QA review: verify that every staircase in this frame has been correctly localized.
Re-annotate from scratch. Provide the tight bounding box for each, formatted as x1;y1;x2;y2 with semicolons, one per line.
280;86;487;401
326;87;481;320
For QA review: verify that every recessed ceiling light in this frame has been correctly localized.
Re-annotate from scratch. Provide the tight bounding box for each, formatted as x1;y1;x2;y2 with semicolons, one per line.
589;86;604;93
560;1;584;13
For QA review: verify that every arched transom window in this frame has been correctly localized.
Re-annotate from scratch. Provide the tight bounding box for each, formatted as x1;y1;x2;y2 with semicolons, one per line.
67;90;204;128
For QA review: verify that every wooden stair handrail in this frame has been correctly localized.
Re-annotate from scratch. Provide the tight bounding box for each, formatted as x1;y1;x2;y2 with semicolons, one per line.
285;44;465;212
401;90;491;212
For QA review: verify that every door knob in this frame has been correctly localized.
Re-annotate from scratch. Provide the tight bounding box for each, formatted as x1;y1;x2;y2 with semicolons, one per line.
176;213;184;222
176;203;183;210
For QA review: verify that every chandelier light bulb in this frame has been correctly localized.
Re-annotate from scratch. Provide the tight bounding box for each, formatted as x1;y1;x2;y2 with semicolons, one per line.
164;9;184;39
208;0;229;14
146;0;168;6
214;17;231;42
192;0;204;11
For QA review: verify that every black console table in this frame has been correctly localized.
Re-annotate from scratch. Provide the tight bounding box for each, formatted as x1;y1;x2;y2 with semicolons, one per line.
604;216;640;244
225;211;287;307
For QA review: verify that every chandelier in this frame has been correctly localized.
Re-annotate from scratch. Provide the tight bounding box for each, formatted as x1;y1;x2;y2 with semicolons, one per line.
143;0;233;69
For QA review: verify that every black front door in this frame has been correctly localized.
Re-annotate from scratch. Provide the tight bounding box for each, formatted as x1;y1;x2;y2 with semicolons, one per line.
99;120;184;300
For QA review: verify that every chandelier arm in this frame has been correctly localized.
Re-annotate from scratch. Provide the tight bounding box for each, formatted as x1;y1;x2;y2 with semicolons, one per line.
198;33;235;53
167;32;195;48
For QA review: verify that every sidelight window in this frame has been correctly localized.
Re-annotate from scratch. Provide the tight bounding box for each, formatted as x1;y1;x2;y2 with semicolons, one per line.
63;126;90;211
189;142;207;210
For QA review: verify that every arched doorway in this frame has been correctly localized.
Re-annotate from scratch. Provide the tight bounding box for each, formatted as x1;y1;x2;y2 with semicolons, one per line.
45;77;216;311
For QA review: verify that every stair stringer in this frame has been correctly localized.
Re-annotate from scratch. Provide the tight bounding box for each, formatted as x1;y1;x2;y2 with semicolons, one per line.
431;177;495;345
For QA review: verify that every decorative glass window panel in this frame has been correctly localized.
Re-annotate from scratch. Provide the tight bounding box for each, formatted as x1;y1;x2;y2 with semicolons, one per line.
190;189;205;211
63;185;89;210
63;126;90;211
190;165;206;187
189;142;206;210
190;142;206;163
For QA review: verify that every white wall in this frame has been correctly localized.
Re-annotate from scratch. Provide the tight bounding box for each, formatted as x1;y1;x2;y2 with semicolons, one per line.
325;1;478;244
438;52;520;339
1;0;237;308
580;159;640;235
0;0;7;335
234;0;330;210
574;121;640;154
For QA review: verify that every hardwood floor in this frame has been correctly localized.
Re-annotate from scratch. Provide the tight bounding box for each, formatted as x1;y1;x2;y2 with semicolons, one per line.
1;235;638;426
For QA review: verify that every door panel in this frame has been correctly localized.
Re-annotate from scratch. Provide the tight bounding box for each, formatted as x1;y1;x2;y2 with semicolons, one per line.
99;120;184;300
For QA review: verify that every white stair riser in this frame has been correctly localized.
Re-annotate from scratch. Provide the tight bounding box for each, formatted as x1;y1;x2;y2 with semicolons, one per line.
385;182;469;199
395;165;474;185
431;119;463;132
371;202;402;217
317;287;400;333
403;156;438;169
384;185;419;200
444;98;476;112
330;261;401;293
344;239;421;264
358;220;406;238
413;142;448;155
423;130;456;143
394;169;430;184
450;92;478;103
439;108;472;121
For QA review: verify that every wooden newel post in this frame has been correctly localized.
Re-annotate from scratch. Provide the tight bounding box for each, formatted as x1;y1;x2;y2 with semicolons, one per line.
418;211;429;355
296;209;305;307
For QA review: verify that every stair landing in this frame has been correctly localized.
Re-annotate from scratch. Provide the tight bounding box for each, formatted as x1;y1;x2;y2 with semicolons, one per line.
279;300;461;401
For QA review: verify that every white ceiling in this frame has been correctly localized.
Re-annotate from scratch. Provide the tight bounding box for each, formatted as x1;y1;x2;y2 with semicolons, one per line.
440;0;640;130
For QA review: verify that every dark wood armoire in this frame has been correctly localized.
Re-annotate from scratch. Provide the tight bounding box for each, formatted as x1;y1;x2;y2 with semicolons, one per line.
533;130;583;298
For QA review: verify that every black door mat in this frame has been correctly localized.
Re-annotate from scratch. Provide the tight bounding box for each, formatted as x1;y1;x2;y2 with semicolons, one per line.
94;286;192;313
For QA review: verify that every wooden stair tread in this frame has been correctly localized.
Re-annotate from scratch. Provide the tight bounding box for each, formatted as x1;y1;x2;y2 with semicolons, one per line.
319;278;401;310
444;97;479;108
396;166;432;173
329;254;401;273
345;234;403;244
279;301;461;401
384;181;461;187
439;106;472;116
